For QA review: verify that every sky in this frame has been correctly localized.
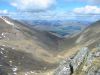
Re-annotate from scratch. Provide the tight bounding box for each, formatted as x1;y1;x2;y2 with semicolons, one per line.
0;0;100;21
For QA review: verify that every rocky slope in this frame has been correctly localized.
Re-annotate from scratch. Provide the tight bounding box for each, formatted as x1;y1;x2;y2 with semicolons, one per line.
54;46;100;75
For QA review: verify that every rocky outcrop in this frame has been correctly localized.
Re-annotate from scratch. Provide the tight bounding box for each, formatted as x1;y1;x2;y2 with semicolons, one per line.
54;47;89;75
54;46;100;75
71;47;89;71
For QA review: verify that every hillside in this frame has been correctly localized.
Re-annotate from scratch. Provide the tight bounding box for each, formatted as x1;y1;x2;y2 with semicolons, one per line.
76;20;100;49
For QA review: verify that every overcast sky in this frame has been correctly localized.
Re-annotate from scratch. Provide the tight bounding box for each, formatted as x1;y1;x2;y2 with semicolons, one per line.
0;0;100;21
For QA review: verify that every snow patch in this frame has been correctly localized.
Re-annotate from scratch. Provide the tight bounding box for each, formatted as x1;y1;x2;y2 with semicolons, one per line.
0;16;14;26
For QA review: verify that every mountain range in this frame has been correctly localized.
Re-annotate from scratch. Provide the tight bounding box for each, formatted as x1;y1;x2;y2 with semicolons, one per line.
0;16;100;75
21;20;90;38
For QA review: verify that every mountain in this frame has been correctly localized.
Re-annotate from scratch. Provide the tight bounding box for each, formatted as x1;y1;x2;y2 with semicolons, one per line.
0;16;99;75
0;16;81;75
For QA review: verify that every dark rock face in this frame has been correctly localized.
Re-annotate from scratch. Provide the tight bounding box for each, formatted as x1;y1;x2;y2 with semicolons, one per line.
54;58;71;75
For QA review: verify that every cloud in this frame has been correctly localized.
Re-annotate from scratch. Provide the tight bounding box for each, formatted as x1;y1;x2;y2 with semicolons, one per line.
73;5;100;14
11;0;56;11
0;10;8;15
2;9;100;22
11;2;17;7
71;5;100;21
